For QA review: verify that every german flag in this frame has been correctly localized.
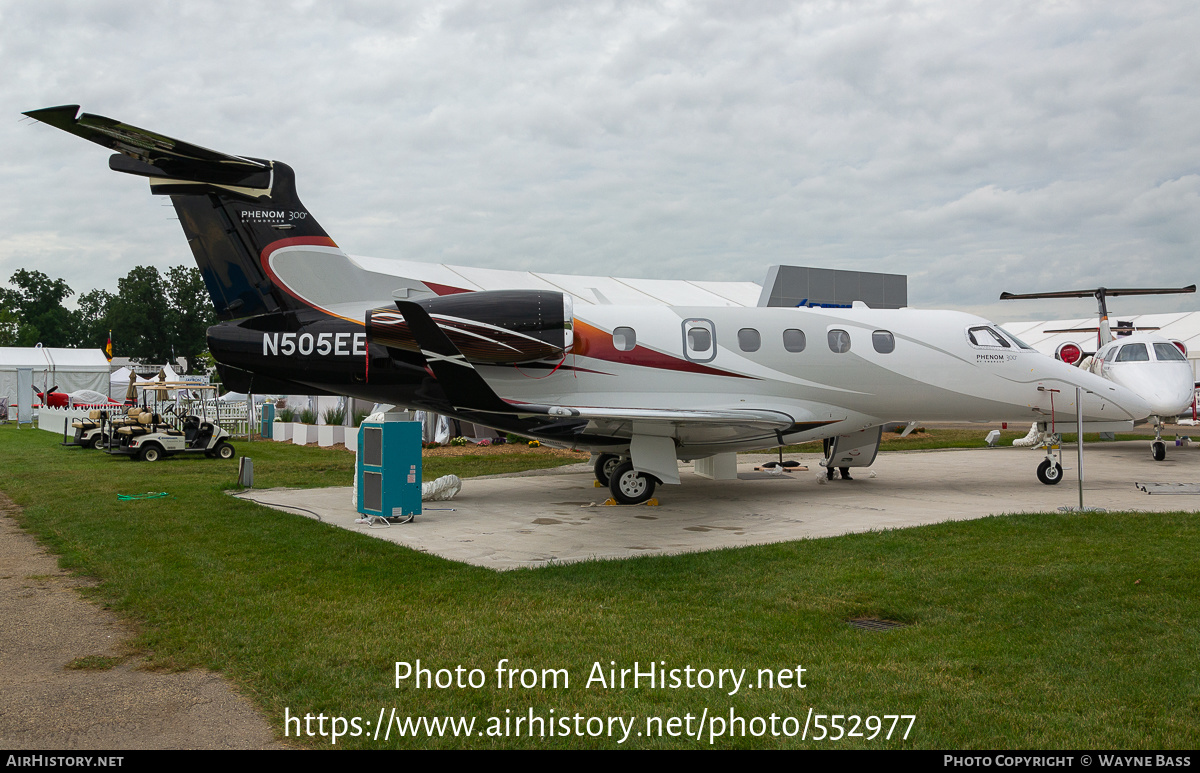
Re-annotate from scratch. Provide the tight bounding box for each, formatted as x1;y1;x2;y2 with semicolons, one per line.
105;331;113;362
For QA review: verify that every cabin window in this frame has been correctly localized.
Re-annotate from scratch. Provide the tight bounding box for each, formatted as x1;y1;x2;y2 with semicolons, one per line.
872;330;895;354
782;328;806;353
1115;343;1149;362
682;318;717;363
1154;342;1187;362
967;326;1011;348
613;326;636;352
828;329;851;354
738;328;761;352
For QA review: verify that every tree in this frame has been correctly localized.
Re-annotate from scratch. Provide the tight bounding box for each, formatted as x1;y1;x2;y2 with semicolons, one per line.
0;270;75;347
108;266;171;363
0;306;18;346
71;288;114;351
163;265;216;365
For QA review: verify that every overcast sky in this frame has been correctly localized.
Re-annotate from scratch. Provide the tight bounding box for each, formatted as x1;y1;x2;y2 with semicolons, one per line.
3;0;1199;322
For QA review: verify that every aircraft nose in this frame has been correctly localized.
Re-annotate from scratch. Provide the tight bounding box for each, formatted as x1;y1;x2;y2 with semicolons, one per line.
1142;381;1195;417
1115;366;1194;417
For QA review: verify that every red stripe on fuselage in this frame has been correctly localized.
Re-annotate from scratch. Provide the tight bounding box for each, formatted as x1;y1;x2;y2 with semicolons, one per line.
424;281;473;296
259;237;361;323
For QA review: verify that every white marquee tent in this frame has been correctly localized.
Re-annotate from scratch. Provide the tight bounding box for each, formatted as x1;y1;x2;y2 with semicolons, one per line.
0;347;111;415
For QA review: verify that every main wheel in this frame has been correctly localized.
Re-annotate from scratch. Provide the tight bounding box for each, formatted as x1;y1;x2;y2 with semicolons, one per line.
1036;459;1063;485
216;442;235;460
139;445;161;463
1151;441;1166;462
593;453;622;486
609;461;657;505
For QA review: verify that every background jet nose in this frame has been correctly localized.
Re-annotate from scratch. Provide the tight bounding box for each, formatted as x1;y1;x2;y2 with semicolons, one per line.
1143;382;1195;417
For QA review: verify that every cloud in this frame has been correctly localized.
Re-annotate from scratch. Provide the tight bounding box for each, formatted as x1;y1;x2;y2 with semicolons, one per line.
3;0;1200;316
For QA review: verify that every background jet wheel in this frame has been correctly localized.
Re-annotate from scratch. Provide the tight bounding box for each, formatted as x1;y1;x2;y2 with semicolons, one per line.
1152;441;1166;461
594;453;622;486
1036;459;1063;485
609;461;656;505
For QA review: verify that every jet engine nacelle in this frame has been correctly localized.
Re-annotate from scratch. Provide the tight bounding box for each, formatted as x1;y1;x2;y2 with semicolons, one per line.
1056;342;1084;366
367;289;574;365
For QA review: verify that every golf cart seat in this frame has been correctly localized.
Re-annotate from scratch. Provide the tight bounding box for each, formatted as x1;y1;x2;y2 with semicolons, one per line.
71;409;105;430
117;412;157;436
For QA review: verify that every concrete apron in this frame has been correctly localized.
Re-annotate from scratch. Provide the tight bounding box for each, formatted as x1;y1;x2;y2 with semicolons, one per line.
235;442;1200;571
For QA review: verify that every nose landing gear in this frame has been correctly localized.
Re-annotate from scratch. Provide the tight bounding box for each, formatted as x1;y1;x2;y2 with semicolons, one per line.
1036;458;1063;485
1025;425;1065;485
1151;418;1167;462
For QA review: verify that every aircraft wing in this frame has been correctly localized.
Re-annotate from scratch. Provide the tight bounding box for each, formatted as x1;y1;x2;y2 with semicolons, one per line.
540;404;793;426
394;300;798;433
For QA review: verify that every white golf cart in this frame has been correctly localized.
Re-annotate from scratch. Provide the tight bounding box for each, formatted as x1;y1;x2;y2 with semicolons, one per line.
106;383;235;462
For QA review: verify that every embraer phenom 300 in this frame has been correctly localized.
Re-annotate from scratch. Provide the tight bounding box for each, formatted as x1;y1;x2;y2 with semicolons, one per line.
25;106;1152;502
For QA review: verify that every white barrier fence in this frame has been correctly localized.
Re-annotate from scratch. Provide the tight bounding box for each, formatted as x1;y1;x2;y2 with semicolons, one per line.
36;402;360;450
37;400;258;440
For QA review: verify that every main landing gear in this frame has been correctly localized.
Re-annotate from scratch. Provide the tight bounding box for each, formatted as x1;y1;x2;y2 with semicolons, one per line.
595;453;658;505
593;453;622;487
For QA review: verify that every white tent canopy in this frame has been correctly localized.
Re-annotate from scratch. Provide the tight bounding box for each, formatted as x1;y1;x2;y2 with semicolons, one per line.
0;347;110;406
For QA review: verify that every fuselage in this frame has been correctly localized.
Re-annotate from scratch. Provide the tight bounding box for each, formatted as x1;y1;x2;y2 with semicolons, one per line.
209;296;1153;456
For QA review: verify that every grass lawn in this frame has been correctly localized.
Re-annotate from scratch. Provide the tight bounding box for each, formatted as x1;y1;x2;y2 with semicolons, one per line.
1;424;1198;748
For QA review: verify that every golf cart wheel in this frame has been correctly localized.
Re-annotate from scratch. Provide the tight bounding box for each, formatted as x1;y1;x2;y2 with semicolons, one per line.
609;461;657;505
216;442;235;460
1036;459;1062;485
138;445;161;463
593;453;622;486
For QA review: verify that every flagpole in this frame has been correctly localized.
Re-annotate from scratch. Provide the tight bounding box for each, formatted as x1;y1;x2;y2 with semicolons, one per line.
105;330;113;400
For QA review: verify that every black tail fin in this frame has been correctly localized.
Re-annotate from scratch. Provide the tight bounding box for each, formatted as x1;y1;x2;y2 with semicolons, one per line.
24;105;340;320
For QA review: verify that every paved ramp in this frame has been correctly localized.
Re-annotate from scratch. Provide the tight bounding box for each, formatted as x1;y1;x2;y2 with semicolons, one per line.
236;443;1200;570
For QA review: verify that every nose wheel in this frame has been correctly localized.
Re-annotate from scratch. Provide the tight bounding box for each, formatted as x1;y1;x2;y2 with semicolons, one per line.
1037;459;1063;485
1152;441;1166;462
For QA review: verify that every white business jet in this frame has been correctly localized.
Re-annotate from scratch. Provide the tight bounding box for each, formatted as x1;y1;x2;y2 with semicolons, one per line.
1000;286;1196;461
24;105;1153;500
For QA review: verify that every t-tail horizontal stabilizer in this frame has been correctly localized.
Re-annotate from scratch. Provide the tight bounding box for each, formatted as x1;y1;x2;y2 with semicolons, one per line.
24;104;339;321
23;105;270;188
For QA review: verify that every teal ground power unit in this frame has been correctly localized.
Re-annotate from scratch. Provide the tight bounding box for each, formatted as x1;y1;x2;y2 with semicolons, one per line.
356;420;422;518
259;403;275;438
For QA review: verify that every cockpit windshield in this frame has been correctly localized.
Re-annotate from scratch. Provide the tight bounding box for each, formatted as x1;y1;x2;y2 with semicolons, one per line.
1153;342;1187;362
1000;329;1035;350
1115;343;1149;362
967;326;1011;348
